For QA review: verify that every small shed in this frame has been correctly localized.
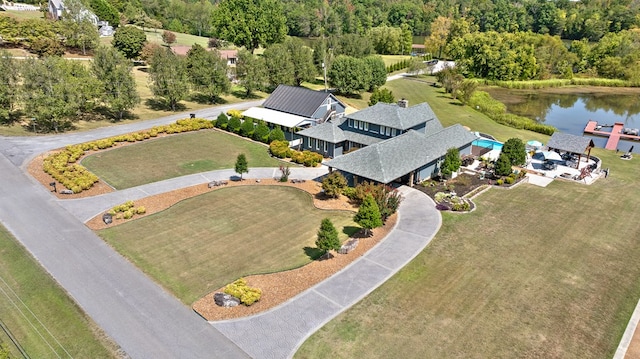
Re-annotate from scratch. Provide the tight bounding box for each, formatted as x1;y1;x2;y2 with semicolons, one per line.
546;132;595;163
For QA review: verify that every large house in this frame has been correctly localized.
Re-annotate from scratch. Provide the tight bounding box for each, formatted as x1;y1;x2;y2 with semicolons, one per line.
298;100;477;186
48;0;99;25
243;85;347;141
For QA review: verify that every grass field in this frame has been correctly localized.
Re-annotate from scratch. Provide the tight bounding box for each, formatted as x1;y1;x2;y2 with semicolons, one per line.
144;28;210;47
0;9;43;21
0;225;118;358
99;186;358;304
82;130;283;189
295;81;640;358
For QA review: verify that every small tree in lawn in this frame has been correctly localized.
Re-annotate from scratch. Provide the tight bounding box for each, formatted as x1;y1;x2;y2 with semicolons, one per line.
162;30;176;45
440;147;461;178
316;218;341;258
235;153;248;180
354;194;382;237
322;171;347;198
494;152;513;177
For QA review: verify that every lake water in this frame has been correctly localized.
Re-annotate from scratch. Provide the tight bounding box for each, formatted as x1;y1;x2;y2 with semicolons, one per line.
485;89;640;154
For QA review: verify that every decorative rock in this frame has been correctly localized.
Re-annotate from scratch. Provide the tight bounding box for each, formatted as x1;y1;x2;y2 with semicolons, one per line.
338;238;359;254
60;189;74;195
214;292;240;307
102;213;113;225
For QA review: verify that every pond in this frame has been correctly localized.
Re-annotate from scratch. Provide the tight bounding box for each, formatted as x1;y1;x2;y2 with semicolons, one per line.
484;88;640;153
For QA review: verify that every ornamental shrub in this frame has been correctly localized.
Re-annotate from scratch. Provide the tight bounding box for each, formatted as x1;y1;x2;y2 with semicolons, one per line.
353;181;402;220
268;127;286;142
496;178;504;186
354;194;383;236
494;153;513;176
441;147;462;177
269;140;292;158
504;176;515;185
227;117;242;133
291;150;323;167
223;278;262;306
239;119;255;137
215;113;228;129
227;109;243;119
136;206;146;214
252;122;270;143
322;172;347;198
342;187;357;199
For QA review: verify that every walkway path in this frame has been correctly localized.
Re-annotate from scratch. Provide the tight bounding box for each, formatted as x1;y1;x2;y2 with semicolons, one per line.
212;186;441;359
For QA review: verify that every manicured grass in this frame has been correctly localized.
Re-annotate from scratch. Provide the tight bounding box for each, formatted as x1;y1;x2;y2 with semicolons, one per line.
82;129;283;189
0;10;43;21
0;225;118;358
99;186;358;304
296;106;640;356
380;55;411;67
144;29;210;48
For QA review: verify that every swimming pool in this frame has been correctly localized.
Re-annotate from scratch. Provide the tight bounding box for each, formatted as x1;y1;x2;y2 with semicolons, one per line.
472;138;504;151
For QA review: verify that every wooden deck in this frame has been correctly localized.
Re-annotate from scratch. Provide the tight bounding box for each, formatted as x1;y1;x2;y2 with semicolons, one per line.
583;121;640;150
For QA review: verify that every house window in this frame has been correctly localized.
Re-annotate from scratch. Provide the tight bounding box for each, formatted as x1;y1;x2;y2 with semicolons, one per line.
392;129;397;137
359;121;364;130
349;118;353;127
307;137;312;148
324;141;328;152
316;140;321;150
364;122;369;131
385;127;391;136
380;125;385;135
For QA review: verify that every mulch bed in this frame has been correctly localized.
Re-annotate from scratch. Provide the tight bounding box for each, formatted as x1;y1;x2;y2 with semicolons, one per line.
415;173;489;199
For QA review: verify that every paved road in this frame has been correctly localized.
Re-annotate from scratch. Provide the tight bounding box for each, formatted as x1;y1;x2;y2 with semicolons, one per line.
0;153;250;358
0;100;263;167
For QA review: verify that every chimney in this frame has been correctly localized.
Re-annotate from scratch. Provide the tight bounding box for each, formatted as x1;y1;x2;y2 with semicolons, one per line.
398;98;408;108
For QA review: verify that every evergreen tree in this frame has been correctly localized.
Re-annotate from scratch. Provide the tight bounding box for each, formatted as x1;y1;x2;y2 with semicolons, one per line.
354;194;383;236
235;153;248;180
441;147;462;177
268;126;286;142
215;112;228;129
316;218;341;257
148;48;189;111
252;122;270;143
91;46;140;120
495;152;513;176
239;119;255;137
501;138;527;166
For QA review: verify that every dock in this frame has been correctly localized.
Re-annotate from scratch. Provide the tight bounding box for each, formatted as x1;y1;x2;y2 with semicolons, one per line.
583;120;640;150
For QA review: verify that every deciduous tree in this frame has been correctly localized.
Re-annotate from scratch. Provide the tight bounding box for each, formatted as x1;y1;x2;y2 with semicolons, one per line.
235;153;248;180
211;0;286;53
316;218;341;257
113;25;147;59
162;30;176;45
328;55;371;94
263;43;295;88
368;88;395;106
148;48;189;111
236;49;267;97
322;171;347;198
0;51;19;123
501;138;527;166
285;37;315;86
91;46;140;120
186;44;230;103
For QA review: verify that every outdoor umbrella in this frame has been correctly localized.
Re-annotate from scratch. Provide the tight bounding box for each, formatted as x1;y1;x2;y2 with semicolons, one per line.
527;140;544;148
536;151;562;161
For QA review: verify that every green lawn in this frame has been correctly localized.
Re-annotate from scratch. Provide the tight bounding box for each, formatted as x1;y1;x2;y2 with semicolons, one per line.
0;10;43;21
296;82;640;358
82;130;283;189
144;28;210;47
99;186;358;304
0;226;118;358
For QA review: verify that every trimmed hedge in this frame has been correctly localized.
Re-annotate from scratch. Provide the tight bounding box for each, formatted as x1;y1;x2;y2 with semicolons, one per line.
43;118;214;193
269;140;292;158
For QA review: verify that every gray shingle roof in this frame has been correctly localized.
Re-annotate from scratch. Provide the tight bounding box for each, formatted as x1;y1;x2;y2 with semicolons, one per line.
347;102;440;130
547;132;595;154
297;121;347;143
262;85;343;118
325;124;477;184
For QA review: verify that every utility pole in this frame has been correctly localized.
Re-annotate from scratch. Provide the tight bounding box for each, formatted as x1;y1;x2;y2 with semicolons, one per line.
322;61;327;92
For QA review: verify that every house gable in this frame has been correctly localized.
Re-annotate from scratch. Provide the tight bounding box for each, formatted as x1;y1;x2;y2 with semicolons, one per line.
262;85;346;119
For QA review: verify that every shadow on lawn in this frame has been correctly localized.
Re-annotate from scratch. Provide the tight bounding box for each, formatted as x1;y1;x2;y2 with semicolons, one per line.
304;246;331;260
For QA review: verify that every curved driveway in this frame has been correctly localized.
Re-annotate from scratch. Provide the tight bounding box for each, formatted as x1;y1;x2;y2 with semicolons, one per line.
0;102;442;358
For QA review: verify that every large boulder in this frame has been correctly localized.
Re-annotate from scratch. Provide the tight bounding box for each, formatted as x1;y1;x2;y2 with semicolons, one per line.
213;292;240;307
338;239;359;254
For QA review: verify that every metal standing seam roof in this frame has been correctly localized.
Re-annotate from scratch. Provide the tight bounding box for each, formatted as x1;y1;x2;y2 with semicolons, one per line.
347;102;440;130
242;107;313;128
325;125;478;184
262;85;345;118
546;132;595;154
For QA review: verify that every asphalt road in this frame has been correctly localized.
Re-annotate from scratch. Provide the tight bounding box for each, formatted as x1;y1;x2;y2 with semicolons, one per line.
0;105;259;358
0;100;264;167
